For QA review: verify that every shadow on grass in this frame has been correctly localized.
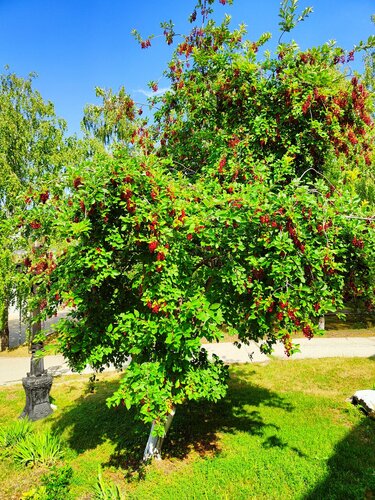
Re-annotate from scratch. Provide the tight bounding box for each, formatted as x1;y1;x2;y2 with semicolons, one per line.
305;415;375;499
51;368;295;477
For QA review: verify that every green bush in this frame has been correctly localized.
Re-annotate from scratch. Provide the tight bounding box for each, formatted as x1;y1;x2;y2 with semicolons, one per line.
21;465;73;499
41;465;73;499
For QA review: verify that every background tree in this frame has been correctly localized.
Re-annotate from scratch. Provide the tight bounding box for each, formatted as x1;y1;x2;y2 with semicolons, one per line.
363;15;375;99
0;69;76;350
81;86;147;150
0;217;13;351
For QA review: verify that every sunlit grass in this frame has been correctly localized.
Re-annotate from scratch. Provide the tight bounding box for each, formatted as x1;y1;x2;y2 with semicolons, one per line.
0;344;30;357
0;358;374;499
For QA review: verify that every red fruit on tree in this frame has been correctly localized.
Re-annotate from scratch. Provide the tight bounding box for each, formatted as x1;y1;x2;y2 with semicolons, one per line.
149;241;158;253
73;177;83;189
39;191;49;204
156;252;165;261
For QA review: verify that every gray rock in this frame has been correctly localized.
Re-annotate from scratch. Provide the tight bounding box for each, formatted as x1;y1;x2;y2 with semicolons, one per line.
351;389;375;415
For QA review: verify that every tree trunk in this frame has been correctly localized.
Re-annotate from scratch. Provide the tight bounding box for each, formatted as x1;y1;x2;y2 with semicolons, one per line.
143;407;176;461
318;315;325;330
30;287;44;376
0;304;9;351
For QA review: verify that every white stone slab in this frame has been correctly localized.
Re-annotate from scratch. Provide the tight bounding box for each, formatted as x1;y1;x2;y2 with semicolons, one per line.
352;389;375;413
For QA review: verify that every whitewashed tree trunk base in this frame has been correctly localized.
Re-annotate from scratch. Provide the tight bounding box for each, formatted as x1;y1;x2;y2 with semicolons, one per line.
143;407;176;461
318;316;325;330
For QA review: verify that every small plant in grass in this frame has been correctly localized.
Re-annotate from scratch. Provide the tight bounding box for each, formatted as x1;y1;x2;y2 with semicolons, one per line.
22;465;73;500
86;373;99;394
13;430;64;467
93;467;125;500
0;418;33;454
40;464;73;499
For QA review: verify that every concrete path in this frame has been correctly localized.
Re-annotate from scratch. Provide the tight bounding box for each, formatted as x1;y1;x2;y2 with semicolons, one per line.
0;355;127;386
1;337;374;386
204;337;375;363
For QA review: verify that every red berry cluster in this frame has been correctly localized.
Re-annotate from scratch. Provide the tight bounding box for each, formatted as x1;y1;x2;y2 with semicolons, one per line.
156;251;165;261
29;220;41;229
302;324;313;339
121;188;136;214
299;52;315;65
228;135;240;148
352;237;364;249
30;259;48;275
23;257;32;268
147;301;160;313
146;300;167;314
333;54;346;65
73;177;83;189
177;41;193;57
317;220;332;234
286;219;305;253
149;241;158;253
302;95;312;115
281;334;293;357
178;209;186;223
141;39;151;49
39;191;49;204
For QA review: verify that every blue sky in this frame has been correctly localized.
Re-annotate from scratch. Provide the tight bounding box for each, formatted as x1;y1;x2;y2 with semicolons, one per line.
1;0;373;136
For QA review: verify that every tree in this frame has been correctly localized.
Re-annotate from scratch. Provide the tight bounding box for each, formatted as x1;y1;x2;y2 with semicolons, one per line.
0;70;86;350
363;15;375;99
0;218;13;351
23;0;374;459
81;86;144;148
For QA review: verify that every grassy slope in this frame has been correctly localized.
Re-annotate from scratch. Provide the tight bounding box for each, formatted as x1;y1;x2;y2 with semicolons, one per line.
0;358;374;499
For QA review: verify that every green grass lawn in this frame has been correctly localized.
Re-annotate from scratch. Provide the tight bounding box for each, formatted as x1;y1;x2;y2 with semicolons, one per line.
0;358;374;499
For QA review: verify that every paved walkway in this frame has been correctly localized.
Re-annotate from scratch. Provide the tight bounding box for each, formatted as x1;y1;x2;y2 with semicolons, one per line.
1;337;374;386
204;336;375;363
0;355;128;386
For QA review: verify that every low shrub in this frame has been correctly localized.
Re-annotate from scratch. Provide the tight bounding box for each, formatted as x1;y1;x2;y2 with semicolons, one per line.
13;430;64;467
0;418;33;449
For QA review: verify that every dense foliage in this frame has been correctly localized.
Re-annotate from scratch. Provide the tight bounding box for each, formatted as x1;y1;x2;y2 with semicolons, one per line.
21;0;374;443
